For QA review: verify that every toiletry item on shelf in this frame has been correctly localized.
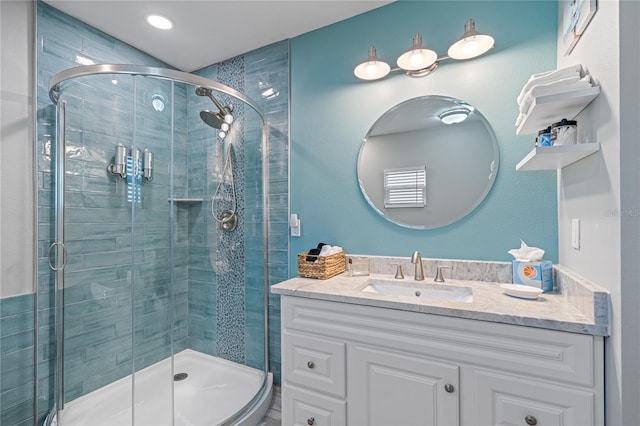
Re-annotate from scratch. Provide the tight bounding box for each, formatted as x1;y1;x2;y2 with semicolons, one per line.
536;126;552;147
507;240;553;292
348;256;370;277
551;119;578;145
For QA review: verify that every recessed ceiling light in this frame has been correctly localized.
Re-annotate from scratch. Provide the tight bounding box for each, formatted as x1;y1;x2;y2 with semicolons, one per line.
147;14;173;30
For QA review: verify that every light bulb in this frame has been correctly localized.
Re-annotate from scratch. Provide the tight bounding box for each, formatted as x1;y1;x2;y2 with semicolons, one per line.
224;114;234;124
462;39;478;56
365;63;379;77
410;52;424;67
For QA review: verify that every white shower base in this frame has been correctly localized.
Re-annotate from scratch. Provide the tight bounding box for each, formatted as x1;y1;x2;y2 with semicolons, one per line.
53;349;272;426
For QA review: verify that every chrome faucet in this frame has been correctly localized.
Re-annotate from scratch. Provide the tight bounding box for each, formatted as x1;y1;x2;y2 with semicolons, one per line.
411;251;425;281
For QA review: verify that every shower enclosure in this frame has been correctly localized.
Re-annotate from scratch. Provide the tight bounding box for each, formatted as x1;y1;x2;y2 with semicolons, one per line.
45;65;271;425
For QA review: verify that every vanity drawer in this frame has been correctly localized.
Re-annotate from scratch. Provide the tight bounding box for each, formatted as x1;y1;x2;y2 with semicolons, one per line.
470;369;599;426
282;385;347;426
283;329;346;398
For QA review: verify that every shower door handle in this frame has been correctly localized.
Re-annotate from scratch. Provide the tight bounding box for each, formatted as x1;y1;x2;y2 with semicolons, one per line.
47;241;68;271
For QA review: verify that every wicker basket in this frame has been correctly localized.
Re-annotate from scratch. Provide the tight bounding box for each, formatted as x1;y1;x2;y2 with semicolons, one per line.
297;251;346;279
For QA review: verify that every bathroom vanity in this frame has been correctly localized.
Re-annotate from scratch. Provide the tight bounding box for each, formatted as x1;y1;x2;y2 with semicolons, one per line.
271;260;609;426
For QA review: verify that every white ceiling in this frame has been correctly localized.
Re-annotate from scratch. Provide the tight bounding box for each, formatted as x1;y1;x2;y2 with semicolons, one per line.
44;0;393;72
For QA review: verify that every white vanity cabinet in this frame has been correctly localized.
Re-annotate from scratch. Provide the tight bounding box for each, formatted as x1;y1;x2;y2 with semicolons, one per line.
280;296;604;426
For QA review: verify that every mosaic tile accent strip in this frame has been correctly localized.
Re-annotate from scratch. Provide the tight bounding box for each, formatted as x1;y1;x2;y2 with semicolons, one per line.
215;55;247;364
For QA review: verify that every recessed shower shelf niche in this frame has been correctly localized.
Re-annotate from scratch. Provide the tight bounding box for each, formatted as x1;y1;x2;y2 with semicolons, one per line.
516;143;601;171
516;86;601;136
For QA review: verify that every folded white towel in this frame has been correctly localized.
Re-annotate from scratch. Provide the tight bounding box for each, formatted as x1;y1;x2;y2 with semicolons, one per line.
319;245;343;256
517;64;583;104
519;75;592;115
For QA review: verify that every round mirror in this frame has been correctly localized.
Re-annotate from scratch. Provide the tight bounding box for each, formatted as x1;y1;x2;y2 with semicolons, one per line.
357;95;499;229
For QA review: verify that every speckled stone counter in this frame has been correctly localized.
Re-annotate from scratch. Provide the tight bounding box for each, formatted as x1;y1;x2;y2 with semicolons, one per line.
271;257;610;336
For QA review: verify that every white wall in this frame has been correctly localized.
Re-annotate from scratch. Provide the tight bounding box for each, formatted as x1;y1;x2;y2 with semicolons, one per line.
557;0;640;424
0;0;35;297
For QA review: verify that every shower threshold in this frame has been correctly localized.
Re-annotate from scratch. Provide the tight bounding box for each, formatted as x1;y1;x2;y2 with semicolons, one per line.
52;349;269;426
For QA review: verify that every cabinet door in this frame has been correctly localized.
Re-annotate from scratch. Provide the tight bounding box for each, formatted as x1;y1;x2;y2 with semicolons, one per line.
348;344;459;426
471;369;596;426
282;385;347;426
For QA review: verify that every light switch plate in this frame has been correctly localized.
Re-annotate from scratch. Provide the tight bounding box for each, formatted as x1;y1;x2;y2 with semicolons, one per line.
571;218;580;250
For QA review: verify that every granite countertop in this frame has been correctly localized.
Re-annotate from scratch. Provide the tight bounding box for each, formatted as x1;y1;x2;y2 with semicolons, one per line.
271;272;609;336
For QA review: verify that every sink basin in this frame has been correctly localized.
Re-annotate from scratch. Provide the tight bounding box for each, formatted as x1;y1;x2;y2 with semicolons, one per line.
361;279;473;303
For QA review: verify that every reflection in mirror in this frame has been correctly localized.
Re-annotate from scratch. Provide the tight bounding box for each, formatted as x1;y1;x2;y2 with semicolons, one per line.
357;95;499;229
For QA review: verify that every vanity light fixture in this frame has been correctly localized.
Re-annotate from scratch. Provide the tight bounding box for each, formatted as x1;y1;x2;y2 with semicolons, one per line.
147;14;173;30
353;46;392;80
354;18;494;81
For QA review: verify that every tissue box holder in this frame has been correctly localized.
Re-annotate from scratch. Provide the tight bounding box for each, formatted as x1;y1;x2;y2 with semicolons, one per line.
298;251;346;279
512;260;553;292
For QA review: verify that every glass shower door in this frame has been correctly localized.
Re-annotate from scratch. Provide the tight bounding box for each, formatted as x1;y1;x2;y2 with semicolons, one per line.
51;73;178;425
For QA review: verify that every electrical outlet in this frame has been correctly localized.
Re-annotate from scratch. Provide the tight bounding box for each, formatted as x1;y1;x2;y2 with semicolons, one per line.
571;218;580;250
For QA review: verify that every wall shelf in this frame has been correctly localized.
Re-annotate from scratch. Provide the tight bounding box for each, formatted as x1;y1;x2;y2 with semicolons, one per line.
516;143;600;171
516;86;601;135
167;198;203;203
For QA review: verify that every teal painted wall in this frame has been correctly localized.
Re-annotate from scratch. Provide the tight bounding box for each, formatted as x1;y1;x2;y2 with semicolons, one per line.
290;1;559;271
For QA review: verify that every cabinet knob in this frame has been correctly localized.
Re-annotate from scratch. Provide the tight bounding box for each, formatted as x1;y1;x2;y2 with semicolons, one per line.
307;417;315;425
444;383;455;393
307;361;315;369
525;415;537;425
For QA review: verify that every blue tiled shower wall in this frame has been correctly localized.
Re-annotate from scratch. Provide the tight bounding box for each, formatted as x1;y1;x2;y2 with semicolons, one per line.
0;294;36;426
33;2;289;423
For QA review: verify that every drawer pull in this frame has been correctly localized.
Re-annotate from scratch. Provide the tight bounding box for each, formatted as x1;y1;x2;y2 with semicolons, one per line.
307;361;315;369
525;415;537;425
307;417;315;425
444;383;455;393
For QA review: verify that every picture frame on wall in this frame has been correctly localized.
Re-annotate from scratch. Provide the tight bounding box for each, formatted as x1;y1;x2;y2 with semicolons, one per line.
561;0;598;56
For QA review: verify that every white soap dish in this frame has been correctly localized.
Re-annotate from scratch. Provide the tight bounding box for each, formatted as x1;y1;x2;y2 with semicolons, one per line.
500;284;543;300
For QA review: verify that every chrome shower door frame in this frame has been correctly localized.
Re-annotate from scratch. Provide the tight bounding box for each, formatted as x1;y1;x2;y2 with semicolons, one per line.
46;65;271;426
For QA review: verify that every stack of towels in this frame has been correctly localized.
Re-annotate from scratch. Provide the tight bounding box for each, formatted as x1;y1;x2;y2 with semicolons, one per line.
515;64;594;128
306;243;343;262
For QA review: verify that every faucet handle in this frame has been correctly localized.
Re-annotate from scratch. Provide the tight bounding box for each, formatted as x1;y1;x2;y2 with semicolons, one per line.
434;265;452;282
391;263;405;279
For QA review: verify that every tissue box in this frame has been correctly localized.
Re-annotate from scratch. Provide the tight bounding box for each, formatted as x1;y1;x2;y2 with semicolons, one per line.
512;260;553;292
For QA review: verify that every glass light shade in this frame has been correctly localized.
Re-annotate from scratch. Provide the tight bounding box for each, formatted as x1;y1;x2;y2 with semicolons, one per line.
354;46;391;80
438;108;471;124
447;19;494;60
397;34;437;71
151;94;165;112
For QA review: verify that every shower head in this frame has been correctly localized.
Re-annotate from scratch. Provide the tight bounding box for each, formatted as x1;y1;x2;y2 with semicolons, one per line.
200;110;226;130
195;87;234;132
